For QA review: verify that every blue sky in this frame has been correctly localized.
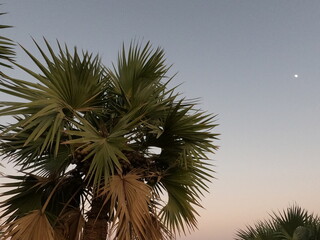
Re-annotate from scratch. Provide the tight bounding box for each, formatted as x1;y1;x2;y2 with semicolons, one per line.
1;1;320;239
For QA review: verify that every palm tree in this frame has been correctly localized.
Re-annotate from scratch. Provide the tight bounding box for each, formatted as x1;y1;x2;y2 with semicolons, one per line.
0;8;15;69
236;205;320;240
0;40;219;240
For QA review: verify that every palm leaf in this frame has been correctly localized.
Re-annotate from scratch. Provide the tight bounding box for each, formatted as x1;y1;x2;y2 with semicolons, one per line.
141;99;218;235
0;121;71;172
1;210;54;240
0;175;45;223
0;9;15;69
63;116;133;189
107;41;172;119
236;205;320;240
272;205;312;239
0;172;85;226
235;220;277;240
0;39;106;156
159;167;202;235
100;171;166;240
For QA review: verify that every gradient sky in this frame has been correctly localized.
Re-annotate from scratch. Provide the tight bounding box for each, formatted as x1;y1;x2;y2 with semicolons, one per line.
1;1;320;239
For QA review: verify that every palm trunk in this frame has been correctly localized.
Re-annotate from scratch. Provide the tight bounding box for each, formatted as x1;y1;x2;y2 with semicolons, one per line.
82;197;108;240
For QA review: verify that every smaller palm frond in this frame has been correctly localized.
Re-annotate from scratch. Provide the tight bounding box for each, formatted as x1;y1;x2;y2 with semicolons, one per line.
236;205;320;240
235;220;277;240
0;10;15;69
272;205;317;239
100;171;167;240
0;210;54;240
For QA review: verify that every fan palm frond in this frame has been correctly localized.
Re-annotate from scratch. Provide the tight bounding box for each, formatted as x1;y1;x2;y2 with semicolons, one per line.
272;205;318;240
236;205;320;240
0;39;106;156
0;9;15;69
1;210;54;240
107;41;172;119
0;172;85;226
100;171;167;240
235;220;277;240
0;174;46;223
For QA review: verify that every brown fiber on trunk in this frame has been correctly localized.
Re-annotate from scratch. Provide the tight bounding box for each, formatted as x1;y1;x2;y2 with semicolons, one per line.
82;197;108;240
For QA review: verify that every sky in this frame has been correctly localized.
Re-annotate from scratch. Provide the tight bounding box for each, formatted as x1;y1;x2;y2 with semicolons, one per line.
1;1;320;239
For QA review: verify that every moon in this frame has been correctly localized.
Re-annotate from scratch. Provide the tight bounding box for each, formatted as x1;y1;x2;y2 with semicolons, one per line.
294;74;299;78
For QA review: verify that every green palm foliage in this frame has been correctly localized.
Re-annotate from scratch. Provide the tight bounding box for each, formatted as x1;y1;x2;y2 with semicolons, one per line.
0;40;218;240
0;9;15;69
236;205;320;240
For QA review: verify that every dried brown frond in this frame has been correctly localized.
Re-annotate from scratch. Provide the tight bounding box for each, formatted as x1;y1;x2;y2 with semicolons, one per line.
100;171;166;240
1;210;54;240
